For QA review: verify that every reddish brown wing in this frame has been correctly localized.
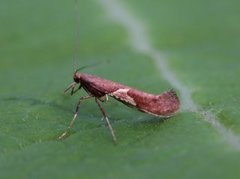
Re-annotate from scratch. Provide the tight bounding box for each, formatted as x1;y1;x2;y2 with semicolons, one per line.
127;89;180;117
80;74;127;97
80;73;180;117
109;88;180;117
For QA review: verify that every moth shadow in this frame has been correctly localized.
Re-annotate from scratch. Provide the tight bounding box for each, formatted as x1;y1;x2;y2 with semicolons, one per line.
136;115;169;125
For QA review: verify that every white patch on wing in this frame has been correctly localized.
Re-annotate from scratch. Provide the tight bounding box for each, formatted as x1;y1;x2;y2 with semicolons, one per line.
109;88;136;106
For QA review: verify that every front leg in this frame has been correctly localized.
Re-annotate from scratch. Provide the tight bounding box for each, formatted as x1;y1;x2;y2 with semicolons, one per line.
71;84;82;96
58;95;92;140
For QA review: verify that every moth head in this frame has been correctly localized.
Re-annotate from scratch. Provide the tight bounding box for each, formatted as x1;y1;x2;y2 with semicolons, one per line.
65;63;100;95
73;71;81;83
63;69;82;95
73;63;100;83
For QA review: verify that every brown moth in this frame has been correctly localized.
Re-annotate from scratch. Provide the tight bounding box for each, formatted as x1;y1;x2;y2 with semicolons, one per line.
59;70;180;143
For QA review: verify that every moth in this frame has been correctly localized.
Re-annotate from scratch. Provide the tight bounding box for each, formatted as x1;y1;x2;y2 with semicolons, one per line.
59;68;180;143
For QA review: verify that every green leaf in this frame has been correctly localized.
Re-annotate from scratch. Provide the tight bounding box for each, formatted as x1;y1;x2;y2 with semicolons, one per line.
1;0;240;178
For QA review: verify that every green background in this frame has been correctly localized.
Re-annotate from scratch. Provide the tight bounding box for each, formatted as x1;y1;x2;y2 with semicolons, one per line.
1;0;240;178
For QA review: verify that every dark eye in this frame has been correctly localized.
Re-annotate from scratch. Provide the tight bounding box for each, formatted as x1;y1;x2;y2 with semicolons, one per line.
73;77;79;83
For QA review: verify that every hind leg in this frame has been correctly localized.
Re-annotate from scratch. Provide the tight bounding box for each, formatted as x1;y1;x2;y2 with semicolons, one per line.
95;98;117;144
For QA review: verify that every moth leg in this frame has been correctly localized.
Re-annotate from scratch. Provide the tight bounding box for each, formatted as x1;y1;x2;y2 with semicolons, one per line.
64;82;76;94
95;98;117;144
99;94;109;103
105;94;109;102
71;84;82;95
58;95;92;140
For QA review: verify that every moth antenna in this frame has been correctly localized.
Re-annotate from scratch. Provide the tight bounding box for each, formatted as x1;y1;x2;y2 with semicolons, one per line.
76;62;102;72
73;0;80;73
73;59;77;73
75;60;111;73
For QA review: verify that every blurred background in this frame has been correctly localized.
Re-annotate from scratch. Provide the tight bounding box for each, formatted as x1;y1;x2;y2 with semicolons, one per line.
1;0;240;178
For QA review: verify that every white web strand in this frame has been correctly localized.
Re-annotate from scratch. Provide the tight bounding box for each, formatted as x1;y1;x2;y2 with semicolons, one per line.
98;0;240;150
